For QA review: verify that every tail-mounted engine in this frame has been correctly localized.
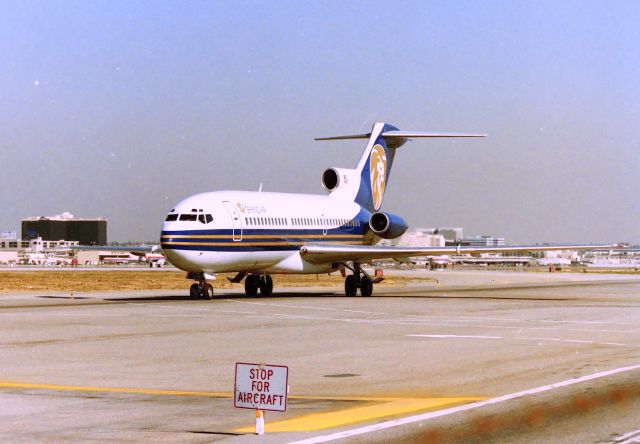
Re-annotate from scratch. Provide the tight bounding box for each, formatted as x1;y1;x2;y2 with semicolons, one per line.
369;212;408;239
321;167;358;193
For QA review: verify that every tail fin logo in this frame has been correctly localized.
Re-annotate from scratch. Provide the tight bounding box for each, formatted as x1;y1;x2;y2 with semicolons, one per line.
369;144;387;210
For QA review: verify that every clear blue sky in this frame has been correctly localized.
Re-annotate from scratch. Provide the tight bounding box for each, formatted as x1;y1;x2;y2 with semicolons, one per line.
1;1;638;243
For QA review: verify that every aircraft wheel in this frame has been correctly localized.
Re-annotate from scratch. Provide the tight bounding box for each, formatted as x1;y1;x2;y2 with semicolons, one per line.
345;275;357;297
189;283;199;299
259;275;273;296
244;274;259;297
360;276;373;297
203;283;214;300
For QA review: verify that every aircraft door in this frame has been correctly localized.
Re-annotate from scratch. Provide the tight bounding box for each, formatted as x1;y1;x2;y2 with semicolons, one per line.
321;214;327;235
222;201;243;241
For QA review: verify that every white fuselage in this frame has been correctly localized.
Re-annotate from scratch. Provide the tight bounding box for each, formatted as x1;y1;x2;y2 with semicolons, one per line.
161;191;372;274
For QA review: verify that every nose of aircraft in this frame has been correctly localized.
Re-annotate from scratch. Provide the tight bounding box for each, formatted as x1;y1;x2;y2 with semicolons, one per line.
160;218;195;271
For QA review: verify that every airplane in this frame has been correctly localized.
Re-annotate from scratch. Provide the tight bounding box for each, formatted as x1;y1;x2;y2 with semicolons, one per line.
160;122;617;299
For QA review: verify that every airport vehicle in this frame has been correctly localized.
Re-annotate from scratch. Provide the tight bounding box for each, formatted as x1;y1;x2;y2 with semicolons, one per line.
161;122;615;299
428;255;452;269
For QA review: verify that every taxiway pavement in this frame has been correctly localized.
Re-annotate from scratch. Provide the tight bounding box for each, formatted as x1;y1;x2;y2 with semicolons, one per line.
0;270;638;443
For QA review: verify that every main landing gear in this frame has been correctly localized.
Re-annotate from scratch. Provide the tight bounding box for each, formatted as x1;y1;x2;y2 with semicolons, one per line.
343;262;374;297
244;274;273;297
188;273;214;300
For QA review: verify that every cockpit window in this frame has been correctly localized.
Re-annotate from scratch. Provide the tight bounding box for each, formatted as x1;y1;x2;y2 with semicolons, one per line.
193;214;213;224
176;212;212;223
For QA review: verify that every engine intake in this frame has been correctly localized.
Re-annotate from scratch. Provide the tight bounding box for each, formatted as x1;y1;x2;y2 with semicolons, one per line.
321;168;339;191
369;212;408;239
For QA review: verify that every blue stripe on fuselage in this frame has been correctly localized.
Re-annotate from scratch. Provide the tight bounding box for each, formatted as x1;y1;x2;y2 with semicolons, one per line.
161;209;373;252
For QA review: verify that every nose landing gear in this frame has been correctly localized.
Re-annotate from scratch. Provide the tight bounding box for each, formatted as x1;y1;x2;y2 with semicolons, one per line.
189;282;214;300
188;273;214;300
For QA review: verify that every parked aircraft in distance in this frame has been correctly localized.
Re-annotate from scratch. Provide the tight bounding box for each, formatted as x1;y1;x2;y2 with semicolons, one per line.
160;122;616;299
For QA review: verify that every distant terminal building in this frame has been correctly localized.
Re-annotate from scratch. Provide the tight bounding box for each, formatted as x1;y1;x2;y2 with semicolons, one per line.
1;230;17;241
410;227;464;244
396;228;446;247
433;228;464;244
457;235;505;247
21;212;107;245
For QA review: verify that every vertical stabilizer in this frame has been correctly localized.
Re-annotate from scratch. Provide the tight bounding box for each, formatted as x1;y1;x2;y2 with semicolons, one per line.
352;122;398;212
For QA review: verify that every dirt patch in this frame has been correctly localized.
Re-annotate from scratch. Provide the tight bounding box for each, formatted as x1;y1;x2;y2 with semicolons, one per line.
0;270;363;293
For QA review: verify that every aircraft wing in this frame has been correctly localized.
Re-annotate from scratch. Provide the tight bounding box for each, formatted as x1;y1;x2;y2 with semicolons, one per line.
299;243;619;265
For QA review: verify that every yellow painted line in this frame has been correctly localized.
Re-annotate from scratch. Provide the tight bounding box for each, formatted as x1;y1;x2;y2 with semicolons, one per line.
0;380;230;398
235;396;484;433
0;380;398;402
0;380;483;434
0;380;404;403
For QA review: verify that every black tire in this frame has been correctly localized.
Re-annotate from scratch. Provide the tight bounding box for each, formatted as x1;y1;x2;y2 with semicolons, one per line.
203;283;214;300
259;275;273;296
345;275;357;297
360;276;373;297
244;275;258;297
189;283;199;299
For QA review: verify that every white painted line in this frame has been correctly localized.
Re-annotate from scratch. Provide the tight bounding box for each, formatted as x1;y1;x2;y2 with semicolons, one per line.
613;428;640;443
514;336;634;347
407;334;503;339
407;334;636;348
618;438;640;444
230;299;389;315
290;363;640;444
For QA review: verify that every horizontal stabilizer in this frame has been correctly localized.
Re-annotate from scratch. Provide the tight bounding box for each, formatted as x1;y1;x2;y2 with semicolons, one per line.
315;130;486;141
381;130;487;138
314;133;371;141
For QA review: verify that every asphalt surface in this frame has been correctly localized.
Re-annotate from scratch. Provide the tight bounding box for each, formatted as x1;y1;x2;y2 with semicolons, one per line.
0;270;639;443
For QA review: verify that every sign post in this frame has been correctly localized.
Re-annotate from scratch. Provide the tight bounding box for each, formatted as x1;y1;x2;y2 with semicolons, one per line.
234;362;288;434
